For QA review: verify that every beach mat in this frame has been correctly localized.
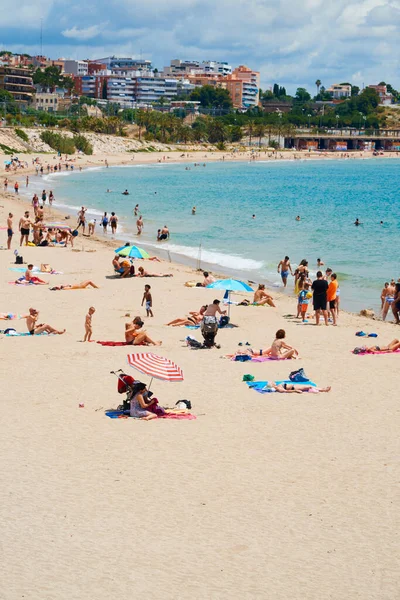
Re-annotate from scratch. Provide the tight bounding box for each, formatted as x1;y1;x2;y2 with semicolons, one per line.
97;341;132;346
3;332;48;337
246;380;316;394
353;349;400;356
228;354;295;362
105;409;196;420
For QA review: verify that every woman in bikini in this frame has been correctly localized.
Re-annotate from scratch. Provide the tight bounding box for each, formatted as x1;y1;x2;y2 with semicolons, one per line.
166;306;208;327
50;281;99;291
125;317;162;346
256;329;299;359
272;383;331;393
253;284;276;307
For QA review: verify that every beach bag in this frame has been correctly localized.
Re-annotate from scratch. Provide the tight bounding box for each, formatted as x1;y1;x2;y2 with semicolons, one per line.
289;368;309;382
219;315;230;328
186;336;203;349
234;355;252;362
15;255;23;264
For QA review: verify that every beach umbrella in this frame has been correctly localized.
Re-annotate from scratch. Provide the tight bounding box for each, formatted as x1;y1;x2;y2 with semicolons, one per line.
206;278;253;317
115;245;150;259
127;353;184;388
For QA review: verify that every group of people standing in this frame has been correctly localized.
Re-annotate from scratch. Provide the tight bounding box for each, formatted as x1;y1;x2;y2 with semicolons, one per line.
381;280;400;324
278;256;339;325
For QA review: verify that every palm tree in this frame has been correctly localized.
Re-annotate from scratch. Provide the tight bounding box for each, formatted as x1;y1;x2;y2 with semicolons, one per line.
246;120;255;146
315;79;322;96
254;123;266;147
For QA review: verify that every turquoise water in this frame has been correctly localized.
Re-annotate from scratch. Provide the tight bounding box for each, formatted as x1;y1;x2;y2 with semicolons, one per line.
32;158;400;312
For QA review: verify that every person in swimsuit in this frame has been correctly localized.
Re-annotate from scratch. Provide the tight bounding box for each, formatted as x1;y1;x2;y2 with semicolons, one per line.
382;281;396;321
159;225;169;240
125;317;161;345
392;283;400;324
142;284;154;317
129;382;157;420
102;212;108;233
137;266;172;278
271;383;331;393
7;212;13;250
257;329;299;359
363;339;400;353
253;284;276;307
136;215;143;235
381;282;389;309
166;306;207;327
277;256;293;287
109;212;118;235
49;280;99;290
19;211;32;246
77;207;87;233
26;308;66;335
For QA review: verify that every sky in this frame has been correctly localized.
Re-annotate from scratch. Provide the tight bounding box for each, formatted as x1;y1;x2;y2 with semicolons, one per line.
0;0;399;93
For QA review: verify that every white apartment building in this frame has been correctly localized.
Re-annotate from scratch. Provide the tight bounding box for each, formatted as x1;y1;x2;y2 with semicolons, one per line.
63;60;88;76
92;56;152;71
163;59;232;77
33;91;60;112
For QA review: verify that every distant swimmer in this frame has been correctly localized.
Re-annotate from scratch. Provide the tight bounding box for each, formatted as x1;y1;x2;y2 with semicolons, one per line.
122;190;129;195
252;214;256;219
295;215;301;221
106;189;112;193
192;206;196;215
380;220;384;225
354;218;362;226
317;258;325;267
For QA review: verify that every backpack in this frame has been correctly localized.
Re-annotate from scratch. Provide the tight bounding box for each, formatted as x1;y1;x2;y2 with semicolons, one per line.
219;315;230;328
289;368;309;382
15;255;23;264
186;336;203;349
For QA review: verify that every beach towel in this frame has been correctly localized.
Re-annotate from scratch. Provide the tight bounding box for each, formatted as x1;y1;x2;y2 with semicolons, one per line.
97;341;132;346
0;313;22;320
246;380;317;394
10;268;63;275
4;331;48;337
185;325;200;329
105;409;196;420
227;353;294;362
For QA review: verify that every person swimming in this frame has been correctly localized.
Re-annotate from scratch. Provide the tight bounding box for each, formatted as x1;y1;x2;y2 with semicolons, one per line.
122;190;129;195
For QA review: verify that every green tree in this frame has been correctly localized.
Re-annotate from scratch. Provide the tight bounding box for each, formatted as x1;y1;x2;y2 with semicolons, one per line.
295;88;311;103
315;79;321;96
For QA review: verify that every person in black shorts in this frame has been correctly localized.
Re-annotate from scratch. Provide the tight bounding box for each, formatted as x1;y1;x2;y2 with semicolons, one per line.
311;271;329;326
7;212;13;249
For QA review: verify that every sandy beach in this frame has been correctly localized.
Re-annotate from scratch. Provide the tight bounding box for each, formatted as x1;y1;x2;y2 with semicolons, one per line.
1;150;399;599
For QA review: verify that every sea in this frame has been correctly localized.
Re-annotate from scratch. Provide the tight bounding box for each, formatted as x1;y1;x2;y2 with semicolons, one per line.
25;157;400;313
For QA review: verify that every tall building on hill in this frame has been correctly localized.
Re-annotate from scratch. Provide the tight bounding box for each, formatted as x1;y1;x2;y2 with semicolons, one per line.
0;66;34;104
92;56;152;71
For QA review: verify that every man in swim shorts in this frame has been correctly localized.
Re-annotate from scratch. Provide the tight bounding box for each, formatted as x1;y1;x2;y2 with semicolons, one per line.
26;308;66;335
277;256;293;287
7;213;13;250
19;211;32;247
312;271;329;326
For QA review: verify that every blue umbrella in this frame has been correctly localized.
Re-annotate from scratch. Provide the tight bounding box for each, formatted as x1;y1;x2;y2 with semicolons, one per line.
206;279;253;316
115;245;150;259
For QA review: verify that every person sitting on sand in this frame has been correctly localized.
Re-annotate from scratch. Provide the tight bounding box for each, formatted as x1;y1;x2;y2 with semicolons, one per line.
137;266;172;278
16;264;48;285
202;271;215;286
49;280;99;291
253;284;276;307
26;308;66;335
129;382;157;420
271;383;331;393
125;316;162;346
113;256;133;278
166;306;208;327
257;329;299;359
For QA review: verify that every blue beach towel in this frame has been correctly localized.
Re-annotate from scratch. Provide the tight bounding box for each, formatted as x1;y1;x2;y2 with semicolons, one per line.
246;380;317;393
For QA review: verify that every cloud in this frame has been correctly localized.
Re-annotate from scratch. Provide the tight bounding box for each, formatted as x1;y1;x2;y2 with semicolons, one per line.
62;23;108;40
1;0;400;92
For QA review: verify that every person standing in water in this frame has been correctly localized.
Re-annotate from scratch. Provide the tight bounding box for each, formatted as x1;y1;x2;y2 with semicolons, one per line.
277;256;293;288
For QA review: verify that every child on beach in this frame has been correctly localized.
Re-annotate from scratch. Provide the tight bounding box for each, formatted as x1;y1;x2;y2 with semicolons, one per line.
84;306;95;342
142;285;153;317
298;283;311;322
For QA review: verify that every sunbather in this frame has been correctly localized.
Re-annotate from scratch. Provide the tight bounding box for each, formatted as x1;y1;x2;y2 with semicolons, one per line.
129;382;158;420
137;266;172;277
26;308;66;335
364;339;400;353
271;383;331;393
49;280;99;291
16;264;48;285
257;329;299;359
166;306;207;326
253;284;276;307
125;316;162;346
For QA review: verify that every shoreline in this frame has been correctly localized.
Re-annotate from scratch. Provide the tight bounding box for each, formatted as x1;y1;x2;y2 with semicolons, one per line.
3;148;399;319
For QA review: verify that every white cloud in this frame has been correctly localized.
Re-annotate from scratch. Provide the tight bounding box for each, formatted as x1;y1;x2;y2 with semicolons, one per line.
62;23;107;40
1;0;400;92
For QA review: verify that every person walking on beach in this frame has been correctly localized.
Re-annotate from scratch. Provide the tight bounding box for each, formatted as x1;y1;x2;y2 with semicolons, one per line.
14;182;19;194
41;190;47;205
77;207;87;233
298;282;311;322
83;306;95;342
19;211;32;246
137;215;143;235
277;256;293;288
312;271;329;326
49;191;54;206
102;212;108;233
7;213;13;250
4;178;8;191
142;285;154;317
110;212;118;235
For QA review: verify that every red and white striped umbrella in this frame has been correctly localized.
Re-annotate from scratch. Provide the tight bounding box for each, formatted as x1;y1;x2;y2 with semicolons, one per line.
127;353;184;382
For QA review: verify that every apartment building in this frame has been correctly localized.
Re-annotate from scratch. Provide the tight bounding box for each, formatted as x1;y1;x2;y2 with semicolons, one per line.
33;91;60;112
0;66;35;103
164;59;232;77
92;56;152;71
64;60;89;76
230;65;260;108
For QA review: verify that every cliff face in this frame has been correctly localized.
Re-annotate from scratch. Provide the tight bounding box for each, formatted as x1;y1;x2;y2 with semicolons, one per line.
0;127;173;155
